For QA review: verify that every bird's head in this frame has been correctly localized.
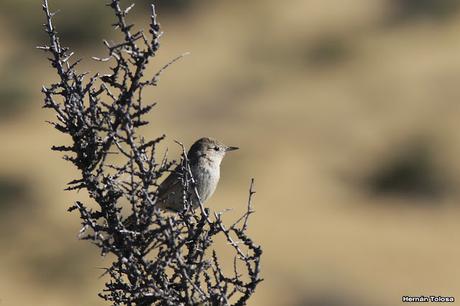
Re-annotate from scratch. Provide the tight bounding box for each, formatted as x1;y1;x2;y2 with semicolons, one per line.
187;137;239;165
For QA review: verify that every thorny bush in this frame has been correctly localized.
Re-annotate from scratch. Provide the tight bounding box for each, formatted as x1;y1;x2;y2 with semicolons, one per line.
39;1;262;305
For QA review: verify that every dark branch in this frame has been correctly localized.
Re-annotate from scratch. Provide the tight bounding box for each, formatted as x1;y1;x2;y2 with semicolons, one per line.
40;1;262;305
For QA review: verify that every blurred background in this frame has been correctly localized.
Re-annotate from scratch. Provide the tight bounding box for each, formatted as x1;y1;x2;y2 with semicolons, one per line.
1;0;460;305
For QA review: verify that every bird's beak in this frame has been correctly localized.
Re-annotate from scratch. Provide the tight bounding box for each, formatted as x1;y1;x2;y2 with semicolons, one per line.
225;146;239;152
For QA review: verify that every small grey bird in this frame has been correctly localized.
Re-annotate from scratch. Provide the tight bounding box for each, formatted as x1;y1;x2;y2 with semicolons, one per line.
156;137;239;211
124;137;238;230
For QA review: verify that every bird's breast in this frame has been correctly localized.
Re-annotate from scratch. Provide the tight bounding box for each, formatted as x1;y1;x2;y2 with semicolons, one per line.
191;162;220;203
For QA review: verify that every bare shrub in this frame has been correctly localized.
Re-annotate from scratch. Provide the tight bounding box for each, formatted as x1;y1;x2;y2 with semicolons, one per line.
39;1;262;305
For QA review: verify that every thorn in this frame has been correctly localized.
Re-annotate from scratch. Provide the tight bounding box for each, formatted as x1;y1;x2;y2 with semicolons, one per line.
124;3;135;15
50;9;61;17
62;52;74;63
92;56;112;62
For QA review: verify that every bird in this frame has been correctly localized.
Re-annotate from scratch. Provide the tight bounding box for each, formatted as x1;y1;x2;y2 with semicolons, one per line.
156;137;238;211
124;137;238;227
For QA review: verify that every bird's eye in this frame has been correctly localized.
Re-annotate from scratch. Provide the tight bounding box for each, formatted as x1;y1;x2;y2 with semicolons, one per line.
213;146;220;151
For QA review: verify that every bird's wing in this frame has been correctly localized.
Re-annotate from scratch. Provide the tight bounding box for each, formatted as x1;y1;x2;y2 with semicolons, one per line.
155;165;189;211
156;167;182;201
123;167;184;228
